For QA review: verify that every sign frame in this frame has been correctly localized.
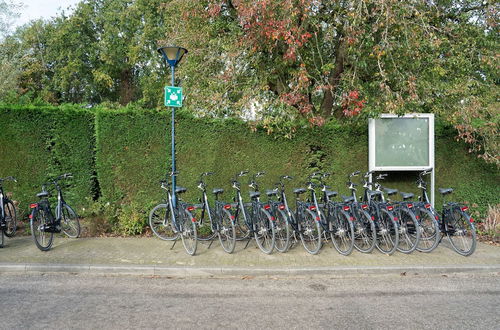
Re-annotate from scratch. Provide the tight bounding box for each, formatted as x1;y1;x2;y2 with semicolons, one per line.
368;113;435;205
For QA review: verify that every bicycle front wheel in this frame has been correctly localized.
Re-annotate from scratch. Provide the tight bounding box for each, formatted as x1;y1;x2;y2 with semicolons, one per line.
396;208;419;254
274;209;291;253
217;209;236;254
254;208;275;254
299;209;322;255
447;208;476;256
375;208;399;255
31;208;54;251
416;208;440;253
4;200;17;237
234;205;251;240
57;204;80;238
353;209;376;253
149;204;178;241
180;208;198;256
330;210;355;256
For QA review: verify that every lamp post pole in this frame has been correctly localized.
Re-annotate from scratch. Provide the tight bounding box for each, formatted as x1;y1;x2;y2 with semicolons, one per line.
170;65;177;207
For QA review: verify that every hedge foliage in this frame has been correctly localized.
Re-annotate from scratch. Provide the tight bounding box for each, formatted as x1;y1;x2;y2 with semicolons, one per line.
1;105;498;233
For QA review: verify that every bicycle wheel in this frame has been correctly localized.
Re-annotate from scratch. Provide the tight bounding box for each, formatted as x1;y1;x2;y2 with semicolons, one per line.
396;207;420;254
299;209;322;255
57;204;80;238
195;207;216;242
330;210;355;256
446;208;476;256
234;205;251;240
217;209;236;254
254;207;275;254
375;208;399;255
149;204;178;241
353;209;376;253
31;208;54;251
4;200;17;237
180;208;197;256
0;226;4;247
415;208;440;253
274;208;291;253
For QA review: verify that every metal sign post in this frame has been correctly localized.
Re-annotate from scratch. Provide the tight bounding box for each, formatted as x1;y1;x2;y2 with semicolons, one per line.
368;113;435;205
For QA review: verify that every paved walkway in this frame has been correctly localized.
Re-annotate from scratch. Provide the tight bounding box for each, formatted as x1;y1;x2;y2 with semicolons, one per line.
1;236;499;277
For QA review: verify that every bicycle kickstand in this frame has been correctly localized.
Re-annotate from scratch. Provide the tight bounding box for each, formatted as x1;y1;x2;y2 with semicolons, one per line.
207;236;215;249
170;238;178;250
243;237;251;249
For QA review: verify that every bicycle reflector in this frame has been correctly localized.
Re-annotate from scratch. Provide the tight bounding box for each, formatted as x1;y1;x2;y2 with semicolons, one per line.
461;206;469;212
393;217;399;221
224;204;231;210
187;206;196;211
349;216;354;221
279;204;286;210
425;203;431;209
407;203;413;208
343;206;350;211
361;204;368;209
28;214;33;219
30;203;37;209
315;216;320;221
387;205;394;211
371;216;375;221
309;206;316;210
270;216;275;221
264;205;271;210
469;217;474;223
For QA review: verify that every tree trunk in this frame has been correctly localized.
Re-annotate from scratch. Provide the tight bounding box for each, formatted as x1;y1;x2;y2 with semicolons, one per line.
320;38;346;119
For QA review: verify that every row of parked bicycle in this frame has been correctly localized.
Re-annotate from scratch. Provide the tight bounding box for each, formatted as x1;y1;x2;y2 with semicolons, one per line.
148;169;477;257
0;170;476;258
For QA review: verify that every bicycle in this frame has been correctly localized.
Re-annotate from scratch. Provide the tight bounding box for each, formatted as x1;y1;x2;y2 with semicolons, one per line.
29;173;80;251
231;171;276;254
361;171;399;255
341;171;376;253
438;187;477;256
0;176;17;247
263;176;292;253
148;172;198;255
191;172;236;253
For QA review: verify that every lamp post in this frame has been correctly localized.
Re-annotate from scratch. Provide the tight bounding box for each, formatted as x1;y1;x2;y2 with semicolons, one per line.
158;45;187;207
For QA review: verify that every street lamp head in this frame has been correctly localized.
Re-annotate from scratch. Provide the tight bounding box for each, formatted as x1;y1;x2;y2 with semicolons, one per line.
157;46;188;67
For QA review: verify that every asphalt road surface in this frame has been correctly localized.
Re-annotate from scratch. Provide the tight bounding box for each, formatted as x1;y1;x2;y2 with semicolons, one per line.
1;273;499;329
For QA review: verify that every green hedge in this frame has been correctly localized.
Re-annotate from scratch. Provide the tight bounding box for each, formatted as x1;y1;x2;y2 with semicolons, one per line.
1;105;498;233
0;105;95;216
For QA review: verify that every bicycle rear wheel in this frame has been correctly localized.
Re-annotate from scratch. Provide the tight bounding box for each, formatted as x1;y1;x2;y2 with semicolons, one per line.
330;210;355;256
0;227;4;247
31;208;54;251
375;208;399;255
57;204;80;238
416;208;440;253
149;203;178;241
447;208;476;256
217;209;236;254
4;200;17;237
234;205;251;240
353;209;376;253
299;209;322;255
274;209;291;253
396;208;420;254
254;208;275;254
180;208;198;256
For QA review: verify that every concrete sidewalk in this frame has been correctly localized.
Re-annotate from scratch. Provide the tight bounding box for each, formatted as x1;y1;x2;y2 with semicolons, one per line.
0;236;499;277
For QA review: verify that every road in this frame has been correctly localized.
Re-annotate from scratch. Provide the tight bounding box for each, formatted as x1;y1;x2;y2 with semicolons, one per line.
0;273;499;329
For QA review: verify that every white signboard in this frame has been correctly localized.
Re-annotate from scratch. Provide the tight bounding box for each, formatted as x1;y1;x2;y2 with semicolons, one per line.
369;113;435;205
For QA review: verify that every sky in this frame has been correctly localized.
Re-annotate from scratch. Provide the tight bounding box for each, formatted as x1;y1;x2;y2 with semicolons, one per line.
12;0;81;28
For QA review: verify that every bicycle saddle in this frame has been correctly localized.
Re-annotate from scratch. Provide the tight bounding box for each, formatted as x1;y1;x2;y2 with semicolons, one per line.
37;191;50;198
175;186;187;194
212;188;224;195
400;192;414;200
438;188;453;195
266;189;278;197
384;188;398;196
293;188;307;194
249;191;260;199
341;195;354;203
325;190;338;198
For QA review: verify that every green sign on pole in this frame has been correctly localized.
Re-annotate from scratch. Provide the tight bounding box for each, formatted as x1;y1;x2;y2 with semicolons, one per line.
164;86;183;107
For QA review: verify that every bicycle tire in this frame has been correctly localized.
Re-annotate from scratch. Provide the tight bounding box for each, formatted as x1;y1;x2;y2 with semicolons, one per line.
0;226;4;247
31;208;54;251
217;209;236;254
4;200;17;237
330;209;355;256
180;208;197;256
149;203;178;241
375;208;399;255
57;204;80;238
254;207;275;254
446;208;476;256
299;209;322;255
396;207;420;254
353;209;376;253
274;208;291;253
234;205;251;240
196;207;217;241
415;207;440;253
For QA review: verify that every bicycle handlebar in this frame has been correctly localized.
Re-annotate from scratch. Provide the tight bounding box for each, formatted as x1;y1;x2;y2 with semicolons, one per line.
0;176;17;183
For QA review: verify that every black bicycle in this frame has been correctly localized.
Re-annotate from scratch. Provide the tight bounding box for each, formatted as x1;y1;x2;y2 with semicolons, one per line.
191;172;236;253
0;176;17;247
265;176;294;253
148;172;198;255
30;173;81;251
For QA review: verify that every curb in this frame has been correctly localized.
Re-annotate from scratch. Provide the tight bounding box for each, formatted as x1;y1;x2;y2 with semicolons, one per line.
1;263;499;278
